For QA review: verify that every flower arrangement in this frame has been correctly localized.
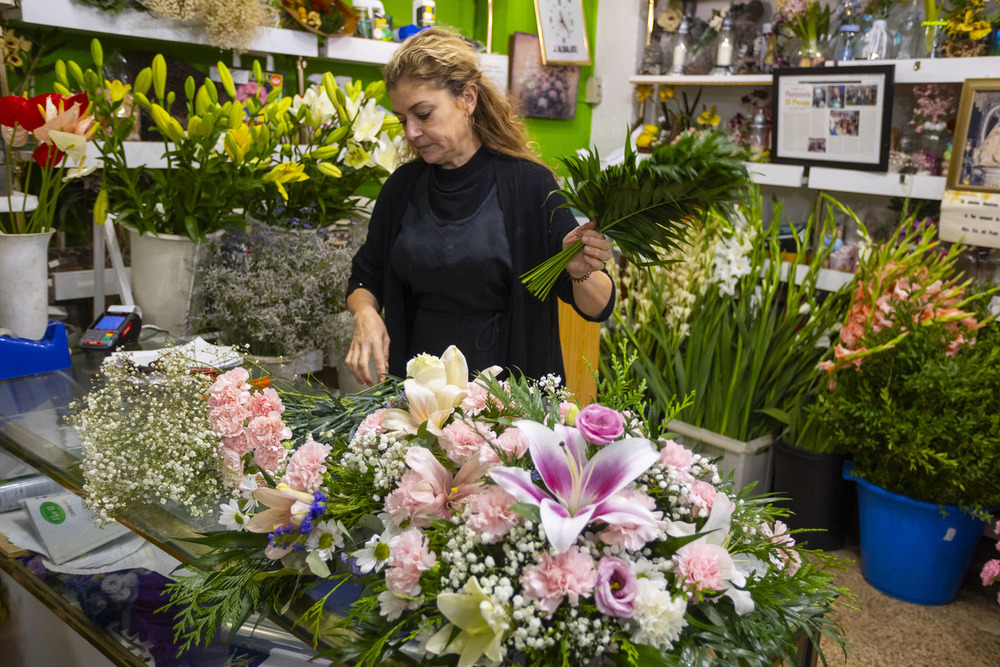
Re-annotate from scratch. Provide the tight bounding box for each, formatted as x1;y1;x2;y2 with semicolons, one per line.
0;82;96;233
160;345;848;665
909;83;958;133
70;348;231;523
189;224;354;357
813;215;1000;513
279;0;354;37
57;45;269;240
776;0;832;61
248;76;404;227
604;190;853;444
980;521;1000;604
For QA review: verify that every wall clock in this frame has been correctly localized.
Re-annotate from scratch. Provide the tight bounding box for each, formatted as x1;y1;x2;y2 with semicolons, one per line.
533;0;591;66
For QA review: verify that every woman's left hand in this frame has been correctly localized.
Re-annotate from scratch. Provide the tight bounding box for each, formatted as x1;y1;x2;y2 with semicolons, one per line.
563;220;612;279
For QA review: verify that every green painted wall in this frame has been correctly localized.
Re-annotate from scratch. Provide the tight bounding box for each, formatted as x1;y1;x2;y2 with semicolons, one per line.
26;0;598;171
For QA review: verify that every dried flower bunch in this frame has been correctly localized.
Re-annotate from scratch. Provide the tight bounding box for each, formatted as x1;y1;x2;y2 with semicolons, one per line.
190;225;354;357
139;0;277;52
72;350;227;524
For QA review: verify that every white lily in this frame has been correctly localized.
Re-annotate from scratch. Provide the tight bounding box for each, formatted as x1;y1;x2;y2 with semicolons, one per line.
426;577;509;667
352;98;384;142
382;345;468;436
372;131;401;173
292;86;335;127
49;129;89;165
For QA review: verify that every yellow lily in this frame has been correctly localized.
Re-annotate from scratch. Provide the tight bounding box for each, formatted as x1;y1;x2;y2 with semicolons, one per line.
659;85;677;102
104;79;131;103
263;161;308;200
224;124;252;163
698;105;721;127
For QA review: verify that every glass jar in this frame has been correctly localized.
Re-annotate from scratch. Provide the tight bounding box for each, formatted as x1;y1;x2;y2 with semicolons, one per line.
748;109;769;160
834;24;861;60
669;16;692;75
893;4;923;59
759;22;777;73
712;14;736;75
798;37;828;67
862;19;892;59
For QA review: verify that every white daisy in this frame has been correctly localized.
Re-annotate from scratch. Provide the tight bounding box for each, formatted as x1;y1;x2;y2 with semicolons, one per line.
218;499;248;531
306;520;346;561
354;521;401;573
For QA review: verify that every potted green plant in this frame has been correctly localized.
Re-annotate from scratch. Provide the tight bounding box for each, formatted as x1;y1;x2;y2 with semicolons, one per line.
814;214;1000;604
604;188;853;490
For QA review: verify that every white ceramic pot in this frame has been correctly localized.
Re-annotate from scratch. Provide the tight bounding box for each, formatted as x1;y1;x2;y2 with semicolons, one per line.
128;228;217;335
0;230;55;339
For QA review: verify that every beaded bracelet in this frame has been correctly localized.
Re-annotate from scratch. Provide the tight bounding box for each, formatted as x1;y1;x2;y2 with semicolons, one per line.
570;272;592;284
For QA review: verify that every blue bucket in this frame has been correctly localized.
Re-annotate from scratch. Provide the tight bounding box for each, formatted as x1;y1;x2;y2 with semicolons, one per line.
848;470;986;605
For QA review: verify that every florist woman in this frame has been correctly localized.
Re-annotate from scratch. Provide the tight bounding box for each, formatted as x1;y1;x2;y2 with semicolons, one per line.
346;28;614;385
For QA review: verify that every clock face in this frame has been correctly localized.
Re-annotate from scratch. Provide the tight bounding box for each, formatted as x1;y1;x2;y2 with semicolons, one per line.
534;0;591;66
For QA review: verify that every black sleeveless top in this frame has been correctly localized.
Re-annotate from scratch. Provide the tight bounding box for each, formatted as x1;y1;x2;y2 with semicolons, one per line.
389;147;512;375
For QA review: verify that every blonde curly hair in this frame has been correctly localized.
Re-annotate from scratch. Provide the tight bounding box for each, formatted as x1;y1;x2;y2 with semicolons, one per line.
383;27;550;172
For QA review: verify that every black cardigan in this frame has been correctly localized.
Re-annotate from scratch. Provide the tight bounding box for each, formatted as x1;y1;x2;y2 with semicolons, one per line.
346;152;615;380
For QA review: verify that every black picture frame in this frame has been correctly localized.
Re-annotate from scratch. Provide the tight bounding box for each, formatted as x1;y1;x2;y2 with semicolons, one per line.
770;64;894;172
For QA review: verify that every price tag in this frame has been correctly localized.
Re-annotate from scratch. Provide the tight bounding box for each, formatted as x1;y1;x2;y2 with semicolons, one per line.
938;189;1000;249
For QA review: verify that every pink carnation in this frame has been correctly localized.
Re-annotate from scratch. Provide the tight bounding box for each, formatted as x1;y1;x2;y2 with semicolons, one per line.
460;381;491;415
354;409;386;440
480;426;530;464
673;542;728;592
598;489;665;550
440;421;495;466
281;438;331;493
209;367;250;408
247;413;292;453
466;487;519;543
247;387;284;418
221;430;252;457
219;446;245;479
981;559;1000;587
385;528;436;597
689;480;718;513
252;439;287;474
210;403;248;437
521;546;598;615
762;520;801;575
658;439;694;473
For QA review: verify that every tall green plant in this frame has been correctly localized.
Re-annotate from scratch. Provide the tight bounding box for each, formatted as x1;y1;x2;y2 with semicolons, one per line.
604;190;853;442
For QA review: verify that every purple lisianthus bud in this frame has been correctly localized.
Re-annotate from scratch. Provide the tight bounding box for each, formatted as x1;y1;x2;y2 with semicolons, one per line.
574;404;625;445
594;556;637;618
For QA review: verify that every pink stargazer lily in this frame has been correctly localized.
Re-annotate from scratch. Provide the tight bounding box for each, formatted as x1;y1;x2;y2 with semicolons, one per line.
489;420;661;553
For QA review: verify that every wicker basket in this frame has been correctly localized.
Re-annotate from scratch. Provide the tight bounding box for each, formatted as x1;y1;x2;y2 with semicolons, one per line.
280;0;357;37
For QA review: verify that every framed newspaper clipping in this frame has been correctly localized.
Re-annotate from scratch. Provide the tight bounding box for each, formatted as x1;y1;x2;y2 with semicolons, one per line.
771;64;894;172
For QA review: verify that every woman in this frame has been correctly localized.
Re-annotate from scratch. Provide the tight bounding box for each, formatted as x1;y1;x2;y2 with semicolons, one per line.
346;28;614;385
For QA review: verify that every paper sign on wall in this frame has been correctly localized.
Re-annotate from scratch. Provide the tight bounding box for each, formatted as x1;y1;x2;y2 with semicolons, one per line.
939;189;1000;249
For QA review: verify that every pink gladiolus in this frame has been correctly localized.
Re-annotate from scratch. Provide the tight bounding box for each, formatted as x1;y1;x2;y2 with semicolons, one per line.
489;420;660;553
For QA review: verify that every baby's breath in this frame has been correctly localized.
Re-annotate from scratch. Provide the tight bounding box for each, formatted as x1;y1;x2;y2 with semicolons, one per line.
71;352;226;524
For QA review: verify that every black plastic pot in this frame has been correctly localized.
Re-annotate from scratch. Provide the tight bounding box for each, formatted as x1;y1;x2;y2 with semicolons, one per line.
771;440;854;551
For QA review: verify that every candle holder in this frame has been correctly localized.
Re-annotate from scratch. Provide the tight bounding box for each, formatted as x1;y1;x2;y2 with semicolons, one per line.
712;14;736;76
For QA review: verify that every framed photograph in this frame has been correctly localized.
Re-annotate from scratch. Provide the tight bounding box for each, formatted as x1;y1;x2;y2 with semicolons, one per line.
771;65;894;171
533;0;591;66
947;78;1000;193
509;32;580;120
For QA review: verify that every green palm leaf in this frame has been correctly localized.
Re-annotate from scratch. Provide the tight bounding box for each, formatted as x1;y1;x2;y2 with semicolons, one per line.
522;131;749;299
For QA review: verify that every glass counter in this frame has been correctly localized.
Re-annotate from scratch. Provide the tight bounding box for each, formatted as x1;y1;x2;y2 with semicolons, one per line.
0;351;326;664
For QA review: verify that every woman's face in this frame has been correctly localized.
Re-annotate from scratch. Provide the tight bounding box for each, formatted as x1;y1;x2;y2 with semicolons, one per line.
389;79;480;169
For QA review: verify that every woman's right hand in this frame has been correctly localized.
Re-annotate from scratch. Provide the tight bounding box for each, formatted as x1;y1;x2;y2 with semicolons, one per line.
346;291;390;386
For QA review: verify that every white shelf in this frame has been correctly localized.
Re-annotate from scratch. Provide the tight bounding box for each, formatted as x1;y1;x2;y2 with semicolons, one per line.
630;74;773;86
14;0;318;57
824;56;1000;84
320;36;399;65
744;162;805;188
807;167;946;199
85;142;171;169
0;192;38;213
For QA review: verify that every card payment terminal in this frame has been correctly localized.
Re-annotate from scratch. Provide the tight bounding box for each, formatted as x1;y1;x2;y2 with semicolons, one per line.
82;305;142;351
